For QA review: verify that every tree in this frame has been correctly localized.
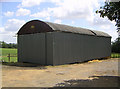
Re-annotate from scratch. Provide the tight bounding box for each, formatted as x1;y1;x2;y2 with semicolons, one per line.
0;41;17;48
96;1;120;30
1;41;8;48
111;37;120;53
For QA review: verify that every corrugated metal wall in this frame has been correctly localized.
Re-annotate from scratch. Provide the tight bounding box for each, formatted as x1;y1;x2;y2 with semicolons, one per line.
52;32;111;65
18;33;46;65
18;32;54;65
18;32;111;65
46;32;54;65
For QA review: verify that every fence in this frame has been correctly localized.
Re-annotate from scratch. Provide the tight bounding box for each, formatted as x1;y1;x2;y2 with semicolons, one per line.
0;53;120;63
1;53;17;62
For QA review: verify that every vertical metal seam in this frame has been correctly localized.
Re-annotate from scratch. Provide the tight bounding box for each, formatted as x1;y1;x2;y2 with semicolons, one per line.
52;32;55;65
45;33;47;65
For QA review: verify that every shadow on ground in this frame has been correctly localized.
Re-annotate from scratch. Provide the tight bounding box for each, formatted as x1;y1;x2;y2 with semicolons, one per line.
1;58;113;68
2;76;120;89
54;76;120;87
1;59;92;69
2;62;47;69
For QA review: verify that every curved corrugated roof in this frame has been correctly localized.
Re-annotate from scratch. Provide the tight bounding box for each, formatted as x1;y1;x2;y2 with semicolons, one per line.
91;30;111;37
46;22;95;36
17;20;111;37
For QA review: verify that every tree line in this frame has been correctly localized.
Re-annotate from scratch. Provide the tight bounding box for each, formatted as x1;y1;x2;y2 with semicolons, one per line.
0;41;17;48
111;37;120;53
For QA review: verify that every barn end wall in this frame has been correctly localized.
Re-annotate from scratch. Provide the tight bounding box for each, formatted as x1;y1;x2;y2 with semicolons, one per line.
18;33;54;65
46;32;54;65
18;33;46;64
52;32;111;65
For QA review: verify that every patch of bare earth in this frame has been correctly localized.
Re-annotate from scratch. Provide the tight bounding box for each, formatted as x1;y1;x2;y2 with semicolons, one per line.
2;58;119;87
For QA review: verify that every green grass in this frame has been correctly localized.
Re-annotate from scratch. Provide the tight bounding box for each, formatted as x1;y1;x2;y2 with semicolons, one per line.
0;48;17;62
111;53;120;58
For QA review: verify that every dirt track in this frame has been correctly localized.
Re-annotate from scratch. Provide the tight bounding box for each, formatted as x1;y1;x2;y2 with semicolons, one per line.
2;58;120;87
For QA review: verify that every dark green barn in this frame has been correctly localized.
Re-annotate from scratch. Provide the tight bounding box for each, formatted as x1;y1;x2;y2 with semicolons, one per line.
17;20;111;65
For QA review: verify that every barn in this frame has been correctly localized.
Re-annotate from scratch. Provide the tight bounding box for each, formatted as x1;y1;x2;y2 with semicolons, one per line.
17;20;111;65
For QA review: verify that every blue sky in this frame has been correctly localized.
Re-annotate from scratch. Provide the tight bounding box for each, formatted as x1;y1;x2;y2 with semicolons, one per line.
0;0;118;43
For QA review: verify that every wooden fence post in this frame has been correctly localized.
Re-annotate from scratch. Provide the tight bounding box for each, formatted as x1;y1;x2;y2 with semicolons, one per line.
8;53;10;62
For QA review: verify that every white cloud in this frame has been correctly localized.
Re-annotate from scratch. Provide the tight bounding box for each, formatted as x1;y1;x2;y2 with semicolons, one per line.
4;11;14;17
29;0;100;23
47;0;100;20
16;8;31;16
19;0;101;21
5;19;25;31
100;25;111;30
0;27;5;33
30;10;50;18
72;21;75;24
20;0;45;7
0;32;17;43
92;14;114;26
54;19;62;24
107;30;118;42
45;17;50;21
50;0;62;3
1;0;22;2
0;27;17;43
20;0;101;20
0;19;25;43
19;0;63;7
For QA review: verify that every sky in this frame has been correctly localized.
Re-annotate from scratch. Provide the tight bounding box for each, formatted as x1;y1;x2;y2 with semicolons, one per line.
0;0;119;43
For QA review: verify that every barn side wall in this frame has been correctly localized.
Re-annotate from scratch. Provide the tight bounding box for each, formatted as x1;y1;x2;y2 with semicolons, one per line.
18;32;111;65
52;32;111;65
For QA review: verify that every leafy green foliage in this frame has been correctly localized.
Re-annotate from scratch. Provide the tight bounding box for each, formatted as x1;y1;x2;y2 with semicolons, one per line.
0;41;17;48
111;53;120;58
96;2;120;29
111;37;120;53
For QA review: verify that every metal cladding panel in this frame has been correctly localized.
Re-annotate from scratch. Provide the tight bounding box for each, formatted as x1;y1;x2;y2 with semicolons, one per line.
80;36;111;60
18;33;46;65
52;32;111;65
46;32;54;65
53;32;83;65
